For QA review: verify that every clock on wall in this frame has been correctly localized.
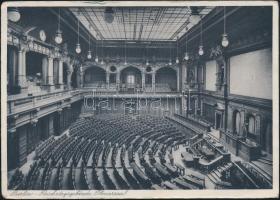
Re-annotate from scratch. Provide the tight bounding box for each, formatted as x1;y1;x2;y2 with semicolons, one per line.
39;30;46;42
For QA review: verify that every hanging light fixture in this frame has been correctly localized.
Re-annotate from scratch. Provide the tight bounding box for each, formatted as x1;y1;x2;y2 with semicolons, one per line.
95;37;99;63
75;18;81;54
87;30;92;59
189;7;200;25
184;34;189;61
55;8;63;44
221;6;229;47
8;7;21;22
198;16;204;56
176;37;179;64
101;37;104;64
104;7;114;23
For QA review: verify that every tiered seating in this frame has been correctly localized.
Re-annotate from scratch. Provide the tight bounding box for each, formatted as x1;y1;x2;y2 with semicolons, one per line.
8;169;24;189
102;168;116;189
182;174;205;189
43;164;52;190
111;145;118;167
154;162;171;180
72;139;90;167
123;166;141;189
10;114;213;190
91;141;103;167
91;167;103;190
58;164;64;190
172;177;199;189
35;136;55;157
102;143;111;166
83;140;97;166
23;160;41;189
141;162;161;184
40;162;50;189
79;162;90;189
112;168;130;189
131;162;152;189
71;165;76;190
37;135;68;162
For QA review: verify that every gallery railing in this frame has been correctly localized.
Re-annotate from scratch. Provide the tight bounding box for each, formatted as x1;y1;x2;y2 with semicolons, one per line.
7;89;82;116
7;88;181;116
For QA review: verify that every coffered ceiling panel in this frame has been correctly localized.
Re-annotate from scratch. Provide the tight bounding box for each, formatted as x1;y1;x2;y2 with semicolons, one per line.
70;7;214;41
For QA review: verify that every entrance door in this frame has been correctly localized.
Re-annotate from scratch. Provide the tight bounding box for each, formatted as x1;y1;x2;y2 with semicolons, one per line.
215;113;222;129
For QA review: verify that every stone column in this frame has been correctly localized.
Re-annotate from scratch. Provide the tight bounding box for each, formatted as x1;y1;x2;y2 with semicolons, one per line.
176;68;180;92
17;48;28;93
76;69;81;88
67;64;73;90
185;63;189;88
182;63;187;91
152;72;155;92
42;57;48;85
58;59;63;89
194;65;198;88
141;71;145;91
47;56;54;91
194;97;198;115
181;95;187;116
55;109;63;135
106;72;110;89
200;99;203;116
240;110;246;138
116;71;120;91
255;114;261;144
8;48;17;88
80;68;84;88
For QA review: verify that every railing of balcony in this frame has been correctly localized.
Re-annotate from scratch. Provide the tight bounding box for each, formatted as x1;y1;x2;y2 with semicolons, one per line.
7;90;80;115
7;87;181;116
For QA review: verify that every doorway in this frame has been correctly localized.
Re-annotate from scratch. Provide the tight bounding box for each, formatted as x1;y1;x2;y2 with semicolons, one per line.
215;113;222;129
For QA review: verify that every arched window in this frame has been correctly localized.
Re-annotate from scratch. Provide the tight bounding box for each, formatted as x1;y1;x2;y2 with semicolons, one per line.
127;74;135;85
246;114;257;141
233;110;241;134
248;115;255;134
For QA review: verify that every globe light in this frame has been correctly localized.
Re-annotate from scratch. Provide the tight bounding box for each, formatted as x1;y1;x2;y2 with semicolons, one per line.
176;57;179;64
184;52;189;61
104;7;114;23
75;43;81;54
124;60;127;65
8;8;21;22
189;15;200;25
146;60;149;66
221;33;229;47
55;30;63;44
169;60;172;66
95;56;99;63
101;59;104;65
87;50;92;59
198;45;204;56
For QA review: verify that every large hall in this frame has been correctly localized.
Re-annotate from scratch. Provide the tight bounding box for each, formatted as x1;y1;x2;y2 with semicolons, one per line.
2;2;278;197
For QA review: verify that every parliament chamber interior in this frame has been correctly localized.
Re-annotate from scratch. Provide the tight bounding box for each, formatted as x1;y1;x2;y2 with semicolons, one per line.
5;6;273;191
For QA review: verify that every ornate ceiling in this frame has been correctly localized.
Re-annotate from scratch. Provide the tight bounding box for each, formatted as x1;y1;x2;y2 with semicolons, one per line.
70;7;214;41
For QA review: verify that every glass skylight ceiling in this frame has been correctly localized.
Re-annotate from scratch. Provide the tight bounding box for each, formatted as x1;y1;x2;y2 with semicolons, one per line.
70;7;214;41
